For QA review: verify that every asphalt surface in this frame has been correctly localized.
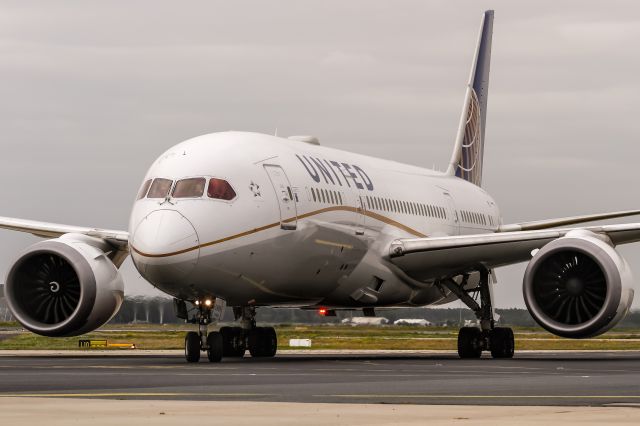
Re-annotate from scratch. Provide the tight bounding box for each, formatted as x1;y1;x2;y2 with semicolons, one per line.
1;351;639;406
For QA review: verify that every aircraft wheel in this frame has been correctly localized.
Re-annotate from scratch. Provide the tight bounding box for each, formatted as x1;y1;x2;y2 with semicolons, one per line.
221;326;246;357
185;331;201;363
457;327;482;359
261;327;277;358
220;326;234;356
490;327;514;359
248;327;278;358
230;327;247;357
207;331;224;362
248;327;265;357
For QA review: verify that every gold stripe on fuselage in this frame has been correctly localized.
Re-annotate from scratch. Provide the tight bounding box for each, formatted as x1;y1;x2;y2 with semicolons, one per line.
129;206;426;258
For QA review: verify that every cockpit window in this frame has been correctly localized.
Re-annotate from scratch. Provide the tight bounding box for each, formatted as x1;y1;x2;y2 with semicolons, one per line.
173;177;206;198
147;178;173;198
136;179;152;200
207;178;236;200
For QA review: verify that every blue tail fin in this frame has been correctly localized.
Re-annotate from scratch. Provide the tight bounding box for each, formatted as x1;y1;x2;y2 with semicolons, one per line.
446;10;494;187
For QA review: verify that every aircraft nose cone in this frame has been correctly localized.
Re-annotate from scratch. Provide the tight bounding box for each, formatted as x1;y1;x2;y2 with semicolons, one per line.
131;209;200;285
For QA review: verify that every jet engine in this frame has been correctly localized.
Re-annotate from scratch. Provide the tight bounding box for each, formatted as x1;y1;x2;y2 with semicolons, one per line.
523;230;634;338
4;233;124;337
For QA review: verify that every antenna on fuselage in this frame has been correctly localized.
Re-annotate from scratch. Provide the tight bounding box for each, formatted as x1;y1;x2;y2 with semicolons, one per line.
274;127;278;136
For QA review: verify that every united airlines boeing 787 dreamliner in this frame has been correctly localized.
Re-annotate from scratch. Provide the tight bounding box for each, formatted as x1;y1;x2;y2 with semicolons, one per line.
2;10;640;362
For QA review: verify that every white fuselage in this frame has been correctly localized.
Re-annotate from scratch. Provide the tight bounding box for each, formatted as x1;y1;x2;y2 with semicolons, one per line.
129;131;500;308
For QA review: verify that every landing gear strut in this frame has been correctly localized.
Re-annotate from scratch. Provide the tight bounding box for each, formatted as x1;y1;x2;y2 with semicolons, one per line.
440;269;514;359
184;301;223;363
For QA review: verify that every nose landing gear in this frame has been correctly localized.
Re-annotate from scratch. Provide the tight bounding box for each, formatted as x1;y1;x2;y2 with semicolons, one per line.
183;300;224;363
440;269;515;359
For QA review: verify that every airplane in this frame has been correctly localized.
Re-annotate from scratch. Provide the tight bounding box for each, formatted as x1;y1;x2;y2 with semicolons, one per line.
1;9;640;362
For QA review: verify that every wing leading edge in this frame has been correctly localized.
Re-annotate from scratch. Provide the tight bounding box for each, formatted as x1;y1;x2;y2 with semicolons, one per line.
0;216;129;247
388;223;640;281
498;209;640;232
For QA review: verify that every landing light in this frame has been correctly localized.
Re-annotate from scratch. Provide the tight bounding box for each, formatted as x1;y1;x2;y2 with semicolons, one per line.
194;300;200;305
204;299;212;307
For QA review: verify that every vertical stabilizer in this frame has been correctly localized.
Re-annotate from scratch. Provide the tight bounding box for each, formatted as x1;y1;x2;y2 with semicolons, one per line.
446;10;494;186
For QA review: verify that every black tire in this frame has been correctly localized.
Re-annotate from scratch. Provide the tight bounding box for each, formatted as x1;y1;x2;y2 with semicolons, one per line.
207;331;224;362
221;326;246;357
185;331;201;363
248;327;278;358
248;327;265;357
219;326;234;356
490;327;514;359
261;327;277;358
230;327;247;357
458;327;482;359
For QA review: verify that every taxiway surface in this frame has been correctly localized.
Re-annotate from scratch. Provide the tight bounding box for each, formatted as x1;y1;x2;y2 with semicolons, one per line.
0;351;639;406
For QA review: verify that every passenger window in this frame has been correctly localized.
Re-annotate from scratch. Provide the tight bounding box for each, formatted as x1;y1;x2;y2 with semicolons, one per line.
207;178;236;200
147;178;173;198
137;179;152;200
173;177;206;198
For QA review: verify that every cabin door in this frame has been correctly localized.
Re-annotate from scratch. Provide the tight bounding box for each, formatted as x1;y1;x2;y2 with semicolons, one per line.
263;164;297;230
442;191;460;235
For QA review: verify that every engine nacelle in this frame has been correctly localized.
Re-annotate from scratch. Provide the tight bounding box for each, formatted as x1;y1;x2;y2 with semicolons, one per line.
523;230;634;338
4;233;124;337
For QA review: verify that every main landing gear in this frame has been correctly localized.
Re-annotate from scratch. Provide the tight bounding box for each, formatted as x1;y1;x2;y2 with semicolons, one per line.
183;303;277;363
440;269;514;359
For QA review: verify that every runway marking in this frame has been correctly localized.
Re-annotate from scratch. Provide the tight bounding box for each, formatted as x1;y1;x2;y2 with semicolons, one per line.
316;394;640;399
0;392;273;398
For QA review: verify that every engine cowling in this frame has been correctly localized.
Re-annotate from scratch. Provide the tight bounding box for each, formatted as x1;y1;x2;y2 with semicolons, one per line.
4;233;124;337
523;230;634;338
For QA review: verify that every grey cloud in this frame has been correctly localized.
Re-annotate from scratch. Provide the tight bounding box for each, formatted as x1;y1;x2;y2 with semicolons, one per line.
0;0;639;306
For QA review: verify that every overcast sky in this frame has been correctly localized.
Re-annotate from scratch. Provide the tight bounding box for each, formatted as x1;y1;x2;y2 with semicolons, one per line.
1;1;639;308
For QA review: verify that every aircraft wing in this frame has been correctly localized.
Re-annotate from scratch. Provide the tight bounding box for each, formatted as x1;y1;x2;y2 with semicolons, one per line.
498;209;640;232
388;223;640;281
0;216;129;247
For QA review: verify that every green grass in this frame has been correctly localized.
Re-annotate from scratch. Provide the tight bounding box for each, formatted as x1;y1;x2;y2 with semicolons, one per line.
2;324;640;351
